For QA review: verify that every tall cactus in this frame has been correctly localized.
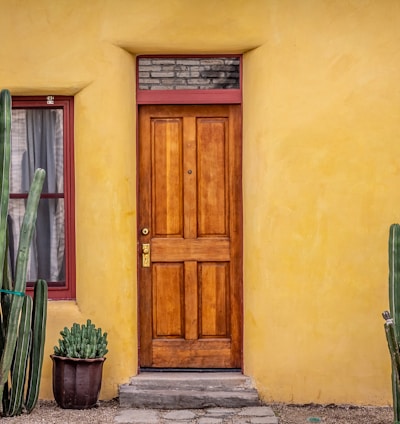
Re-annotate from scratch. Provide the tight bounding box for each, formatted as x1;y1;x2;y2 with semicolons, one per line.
0;88;48;416
384;223;400;423
0;89;11;290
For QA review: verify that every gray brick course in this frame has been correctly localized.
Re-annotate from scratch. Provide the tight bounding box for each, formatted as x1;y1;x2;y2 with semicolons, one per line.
151;71;175;78
139;65;162;72
176;59;201;65
151;59;176;65
138;58;152;65
138;57;240;90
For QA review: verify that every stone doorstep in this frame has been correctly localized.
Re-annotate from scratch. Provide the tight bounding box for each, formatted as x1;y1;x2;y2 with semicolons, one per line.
127;372;255;390
119;388;261;409
119;372;261;410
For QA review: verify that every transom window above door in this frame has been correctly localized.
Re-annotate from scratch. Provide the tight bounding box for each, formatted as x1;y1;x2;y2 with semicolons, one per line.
137;55;242;104
138;57;240;90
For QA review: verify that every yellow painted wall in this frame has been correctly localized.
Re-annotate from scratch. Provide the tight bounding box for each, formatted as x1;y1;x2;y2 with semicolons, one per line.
243;0;400;405
0;0;398;405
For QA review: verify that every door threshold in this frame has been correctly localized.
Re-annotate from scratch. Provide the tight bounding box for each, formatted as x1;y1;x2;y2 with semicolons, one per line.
140;368;242;373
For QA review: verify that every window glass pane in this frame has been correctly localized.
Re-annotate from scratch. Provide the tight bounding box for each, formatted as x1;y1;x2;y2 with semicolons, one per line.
8;198;65;283
138;57;240;90
11;109;64;193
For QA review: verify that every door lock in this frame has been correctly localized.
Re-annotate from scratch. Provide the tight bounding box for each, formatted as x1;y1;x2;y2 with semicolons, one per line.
142;243;150;267
141;227;149;236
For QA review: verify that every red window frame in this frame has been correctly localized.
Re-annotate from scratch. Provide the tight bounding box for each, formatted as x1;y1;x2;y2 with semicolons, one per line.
11;96;75;300
136;54;242;105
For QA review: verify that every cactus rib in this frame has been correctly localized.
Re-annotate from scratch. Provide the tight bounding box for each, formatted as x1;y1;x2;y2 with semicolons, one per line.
25;279;48;412
5;295;32;416
0;89;11;290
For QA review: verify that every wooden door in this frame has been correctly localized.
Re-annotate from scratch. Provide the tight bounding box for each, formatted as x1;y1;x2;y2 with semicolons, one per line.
138;105;242;368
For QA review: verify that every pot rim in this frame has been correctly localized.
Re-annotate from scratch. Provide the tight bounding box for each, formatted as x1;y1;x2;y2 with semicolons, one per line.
50;354;106;363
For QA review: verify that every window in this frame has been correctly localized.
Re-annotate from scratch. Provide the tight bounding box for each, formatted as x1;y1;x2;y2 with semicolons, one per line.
9;96;75;299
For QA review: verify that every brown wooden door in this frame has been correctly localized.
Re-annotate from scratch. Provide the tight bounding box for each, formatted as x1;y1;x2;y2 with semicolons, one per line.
138;105;242;368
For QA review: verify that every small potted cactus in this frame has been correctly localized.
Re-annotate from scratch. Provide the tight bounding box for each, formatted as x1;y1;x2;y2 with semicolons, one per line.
50;319;108;409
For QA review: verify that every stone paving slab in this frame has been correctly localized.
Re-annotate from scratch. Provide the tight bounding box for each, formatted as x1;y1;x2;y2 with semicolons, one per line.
114;406;279;424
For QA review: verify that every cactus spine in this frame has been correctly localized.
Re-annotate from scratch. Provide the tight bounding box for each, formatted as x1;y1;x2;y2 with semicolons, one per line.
0;89;48;416
384;223;400;423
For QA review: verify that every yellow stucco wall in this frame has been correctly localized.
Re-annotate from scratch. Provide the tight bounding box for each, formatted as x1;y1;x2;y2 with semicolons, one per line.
0;0;398;405
243;0;400;405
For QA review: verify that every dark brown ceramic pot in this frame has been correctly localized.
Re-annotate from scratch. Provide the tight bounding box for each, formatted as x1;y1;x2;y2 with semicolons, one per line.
51;355;106;409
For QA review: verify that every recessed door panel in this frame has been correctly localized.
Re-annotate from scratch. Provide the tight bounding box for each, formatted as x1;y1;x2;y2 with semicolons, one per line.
152;118;183;236
152;263;184;337
197;118;228;237
199;262;229;337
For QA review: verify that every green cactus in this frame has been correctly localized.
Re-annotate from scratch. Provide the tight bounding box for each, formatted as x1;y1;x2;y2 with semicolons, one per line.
0;89;11;291
0;89;48;416
54;319;108;359
389;224;400;338
25;279;48;412
384;223;400;424
5;295;33;416
0;168;46;403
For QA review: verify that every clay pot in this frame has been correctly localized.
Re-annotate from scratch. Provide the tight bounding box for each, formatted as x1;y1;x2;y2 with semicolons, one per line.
51;355;106;409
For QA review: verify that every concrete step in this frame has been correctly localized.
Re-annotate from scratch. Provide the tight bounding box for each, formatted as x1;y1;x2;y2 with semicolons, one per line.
127;372;256;391
119;372;261;409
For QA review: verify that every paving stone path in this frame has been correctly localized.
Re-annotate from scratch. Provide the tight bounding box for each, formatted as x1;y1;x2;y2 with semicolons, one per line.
114;406;278;424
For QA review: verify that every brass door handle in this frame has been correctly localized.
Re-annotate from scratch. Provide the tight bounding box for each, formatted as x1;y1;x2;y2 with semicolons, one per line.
142;243;150;267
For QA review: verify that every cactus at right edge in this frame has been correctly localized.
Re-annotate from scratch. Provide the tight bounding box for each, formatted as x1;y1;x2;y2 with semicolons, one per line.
0;89;48;416
384;223;400;423
54;319;109;359
383;310;400;424
389;224;400;341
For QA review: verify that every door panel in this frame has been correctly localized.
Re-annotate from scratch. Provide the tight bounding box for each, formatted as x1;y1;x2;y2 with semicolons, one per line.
138;105;242;368
199;262;229;337
197;118;228;236
153;263;184;337
152;118;183;236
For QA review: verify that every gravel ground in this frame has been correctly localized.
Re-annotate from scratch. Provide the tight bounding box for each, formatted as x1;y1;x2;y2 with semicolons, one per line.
0;400;393;423
271;403;394;424
0;399;120;423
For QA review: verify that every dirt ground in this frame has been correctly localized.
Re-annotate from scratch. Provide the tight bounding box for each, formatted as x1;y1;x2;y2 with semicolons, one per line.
271;403;394;424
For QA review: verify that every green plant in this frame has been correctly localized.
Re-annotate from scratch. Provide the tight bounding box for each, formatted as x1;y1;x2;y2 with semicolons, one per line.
54;319;108;359
383;223;400;424
0;89;48;416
